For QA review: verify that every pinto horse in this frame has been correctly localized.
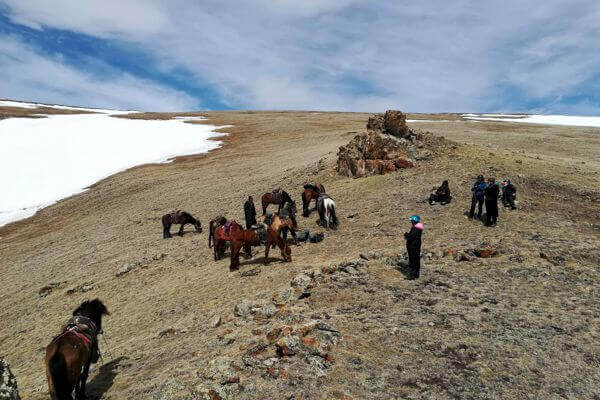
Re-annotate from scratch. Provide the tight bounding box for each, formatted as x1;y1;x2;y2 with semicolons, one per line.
301;183;326;217
215;221;291;270
317;194;339;230
208;216;227;250
162;210;202;239
45;299;109;400
261;190;294;215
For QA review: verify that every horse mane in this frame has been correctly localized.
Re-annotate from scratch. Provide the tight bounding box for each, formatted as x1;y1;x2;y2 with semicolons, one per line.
182;211;196;223
73;298;110;318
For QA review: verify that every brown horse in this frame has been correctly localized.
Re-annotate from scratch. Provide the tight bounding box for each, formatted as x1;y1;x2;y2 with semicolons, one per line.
45;299;109;400
301;183;326;217
208;216;227;250
261;190;294;215
162;210;202;239
257;203;298;244
215;221;291;271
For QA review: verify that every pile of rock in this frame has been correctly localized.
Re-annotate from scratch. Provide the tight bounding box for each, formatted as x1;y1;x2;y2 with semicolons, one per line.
337;109;444;178
0;358;20;400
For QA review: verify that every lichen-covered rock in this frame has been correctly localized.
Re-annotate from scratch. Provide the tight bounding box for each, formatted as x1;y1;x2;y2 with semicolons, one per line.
0;358;21;400
233;300;252;317
337;132;415;178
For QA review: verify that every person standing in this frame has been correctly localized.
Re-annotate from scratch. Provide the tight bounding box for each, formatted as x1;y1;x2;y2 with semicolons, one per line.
469;175;486;219
244;196;257;229
484;178;500;226
404;215;424;280
502;179;517;210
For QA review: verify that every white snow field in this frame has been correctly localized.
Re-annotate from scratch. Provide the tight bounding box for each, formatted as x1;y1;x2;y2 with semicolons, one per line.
463;114;600;128
0;111;226;227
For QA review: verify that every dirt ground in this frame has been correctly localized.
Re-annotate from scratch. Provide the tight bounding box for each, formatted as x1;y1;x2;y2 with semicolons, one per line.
0;110;599;399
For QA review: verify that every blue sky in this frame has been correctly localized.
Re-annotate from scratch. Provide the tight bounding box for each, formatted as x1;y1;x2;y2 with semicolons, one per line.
1;1;599;114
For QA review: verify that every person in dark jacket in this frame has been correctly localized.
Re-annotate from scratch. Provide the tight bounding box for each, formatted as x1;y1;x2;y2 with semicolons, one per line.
469;175;486;219
244;196;257;229
429;180;452;205
501;180;517;209
484;178;500;226
404;215;424;280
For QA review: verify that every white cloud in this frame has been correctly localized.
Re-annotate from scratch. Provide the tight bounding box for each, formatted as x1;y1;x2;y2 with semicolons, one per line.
0;35;199;111
2;0;600;113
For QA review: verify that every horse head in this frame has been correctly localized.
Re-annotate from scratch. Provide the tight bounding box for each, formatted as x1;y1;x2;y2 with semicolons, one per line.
73;298;110;332
194;220;202;233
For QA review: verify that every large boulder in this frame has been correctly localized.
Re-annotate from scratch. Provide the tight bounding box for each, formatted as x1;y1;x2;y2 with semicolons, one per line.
0;357;20;400
337;131;415;178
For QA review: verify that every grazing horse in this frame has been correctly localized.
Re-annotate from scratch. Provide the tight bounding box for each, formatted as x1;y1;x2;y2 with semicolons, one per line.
301;183;326;217
258;202;299;244
45;299;110;400
317;194;339;230
215;221;291;270
261;190;294;215
208;216;227;249
162;210;202;239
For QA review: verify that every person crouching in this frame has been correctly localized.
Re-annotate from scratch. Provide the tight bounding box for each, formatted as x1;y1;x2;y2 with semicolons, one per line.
404;215;424;280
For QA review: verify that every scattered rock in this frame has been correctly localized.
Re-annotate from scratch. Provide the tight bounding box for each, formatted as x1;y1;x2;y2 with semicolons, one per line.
38;282;64;298
272;288;294;307
454;251;472;262
347;213;359;219
276;335;300;357
240;267;261;277
473;243;499;258
66;281;95;295
234;300;252;318
115;263;133;277
209;315;221;328
0;357;20;400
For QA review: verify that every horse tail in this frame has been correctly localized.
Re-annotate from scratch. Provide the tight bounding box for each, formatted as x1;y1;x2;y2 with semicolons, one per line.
208;220;214;248
48;352;71;400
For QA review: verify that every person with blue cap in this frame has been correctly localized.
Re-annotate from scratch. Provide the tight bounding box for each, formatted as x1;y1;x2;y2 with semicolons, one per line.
404;214;424;280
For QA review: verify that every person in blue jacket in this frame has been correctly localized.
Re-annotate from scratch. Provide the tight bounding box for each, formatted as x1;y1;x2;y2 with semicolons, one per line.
404;215;424;280
469;175;486;219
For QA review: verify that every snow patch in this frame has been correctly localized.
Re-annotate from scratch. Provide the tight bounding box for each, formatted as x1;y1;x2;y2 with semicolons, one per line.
0;113;226;227
463;114;600;128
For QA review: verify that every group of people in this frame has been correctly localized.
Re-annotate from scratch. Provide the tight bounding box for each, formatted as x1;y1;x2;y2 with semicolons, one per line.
469;175;517;226
405;175;518;280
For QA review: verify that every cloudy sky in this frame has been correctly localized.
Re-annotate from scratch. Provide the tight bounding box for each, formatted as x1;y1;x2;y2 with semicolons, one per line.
1;1;599;113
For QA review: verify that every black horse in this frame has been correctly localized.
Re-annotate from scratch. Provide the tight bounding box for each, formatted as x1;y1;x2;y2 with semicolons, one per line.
162;210;202;239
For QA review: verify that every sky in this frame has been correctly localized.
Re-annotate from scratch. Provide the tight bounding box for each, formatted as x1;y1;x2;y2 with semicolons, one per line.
1;1;599;113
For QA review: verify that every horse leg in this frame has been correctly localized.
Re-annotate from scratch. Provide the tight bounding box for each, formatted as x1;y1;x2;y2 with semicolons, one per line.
243;242;252;259
230;241;241;271
318;204;325;227
262;201;267;215
178;223;185;236
76;360;91;400
163;223;172;239
302;193;309;217
264;242;271;265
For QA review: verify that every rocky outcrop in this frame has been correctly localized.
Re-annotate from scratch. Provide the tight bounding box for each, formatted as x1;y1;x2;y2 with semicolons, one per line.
337;131;415;178
0;358;20;400
338;109;445;178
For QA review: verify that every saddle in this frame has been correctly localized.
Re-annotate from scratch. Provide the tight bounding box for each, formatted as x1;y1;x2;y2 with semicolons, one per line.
224;221;235;236
64;315;98;345
263;213;274;226
169;210;183;221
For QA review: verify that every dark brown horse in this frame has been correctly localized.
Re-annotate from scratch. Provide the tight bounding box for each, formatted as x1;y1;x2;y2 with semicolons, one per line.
214;221;291;270
301;183;326;217
261;190;294;215
45;299;109;400
162;210;202;239
208;215;227;252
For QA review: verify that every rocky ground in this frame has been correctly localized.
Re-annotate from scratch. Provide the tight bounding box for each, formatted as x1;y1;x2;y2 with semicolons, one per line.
0;110;599;399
